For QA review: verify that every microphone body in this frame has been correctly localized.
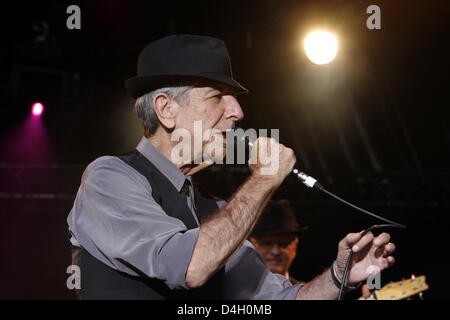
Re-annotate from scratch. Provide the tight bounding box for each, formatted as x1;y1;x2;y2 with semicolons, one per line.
238;130;319;189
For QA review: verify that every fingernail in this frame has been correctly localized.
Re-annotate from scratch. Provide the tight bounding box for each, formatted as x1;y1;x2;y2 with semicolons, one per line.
352;245;359;252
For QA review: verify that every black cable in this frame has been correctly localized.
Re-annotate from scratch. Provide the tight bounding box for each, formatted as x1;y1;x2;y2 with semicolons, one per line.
240;132;406;299
314;183;406;229
311;183;406;300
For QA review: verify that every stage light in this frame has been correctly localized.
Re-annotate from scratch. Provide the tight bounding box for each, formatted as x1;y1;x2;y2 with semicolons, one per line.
304;31;338;65
31;102;44;116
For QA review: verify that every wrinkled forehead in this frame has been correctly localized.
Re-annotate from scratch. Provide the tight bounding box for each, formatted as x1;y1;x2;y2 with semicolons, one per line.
192;79;237;94
166;76;235;93
186;83;238;103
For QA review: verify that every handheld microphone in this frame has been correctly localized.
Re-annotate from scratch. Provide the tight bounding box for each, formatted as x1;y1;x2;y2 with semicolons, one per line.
237;129;320;189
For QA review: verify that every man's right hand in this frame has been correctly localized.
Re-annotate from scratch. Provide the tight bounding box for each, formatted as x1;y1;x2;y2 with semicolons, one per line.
187;137;296;288
248;137;296;187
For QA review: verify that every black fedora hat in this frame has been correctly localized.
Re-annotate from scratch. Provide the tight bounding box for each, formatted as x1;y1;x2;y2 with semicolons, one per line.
252;199;309;237
125;34;248;99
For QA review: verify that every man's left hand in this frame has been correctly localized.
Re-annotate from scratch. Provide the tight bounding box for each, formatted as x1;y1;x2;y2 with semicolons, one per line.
335;232;396;286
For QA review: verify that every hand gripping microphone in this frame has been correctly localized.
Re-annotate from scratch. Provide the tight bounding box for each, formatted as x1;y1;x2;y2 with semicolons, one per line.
241;132;319;188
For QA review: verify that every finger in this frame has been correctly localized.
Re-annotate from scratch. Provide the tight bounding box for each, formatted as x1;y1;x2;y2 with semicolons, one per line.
383;242;396;256
352;232;374;253
373;245;385;259
373;232;391;247
387;256;395;267
340;232;362;250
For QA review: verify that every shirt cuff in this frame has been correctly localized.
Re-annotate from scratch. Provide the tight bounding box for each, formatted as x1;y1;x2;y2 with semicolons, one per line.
272;275;304;300
157;227;200;290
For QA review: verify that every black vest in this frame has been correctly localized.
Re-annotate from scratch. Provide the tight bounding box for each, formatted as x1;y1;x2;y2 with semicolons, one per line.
78;150;223;299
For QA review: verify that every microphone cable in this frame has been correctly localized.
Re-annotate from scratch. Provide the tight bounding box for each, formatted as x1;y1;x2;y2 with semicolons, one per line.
292;170;406;300
239;132;406;299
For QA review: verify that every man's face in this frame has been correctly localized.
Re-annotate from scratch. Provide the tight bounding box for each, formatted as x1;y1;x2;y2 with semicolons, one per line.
251;233;299;276
174;84;244;165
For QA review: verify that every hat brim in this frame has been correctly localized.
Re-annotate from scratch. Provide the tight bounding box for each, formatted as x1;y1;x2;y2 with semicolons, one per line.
125;73;248;99
251;225;310;237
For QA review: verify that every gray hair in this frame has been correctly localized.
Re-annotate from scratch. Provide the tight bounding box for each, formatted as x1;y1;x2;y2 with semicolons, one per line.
135;86;193;137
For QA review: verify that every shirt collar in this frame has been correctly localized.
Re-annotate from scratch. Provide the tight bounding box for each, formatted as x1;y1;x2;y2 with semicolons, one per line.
136;137;192;192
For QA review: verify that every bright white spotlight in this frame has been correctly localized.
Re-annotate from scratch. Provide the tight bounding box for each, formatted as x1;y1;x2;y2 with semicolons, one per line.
304;31;338;65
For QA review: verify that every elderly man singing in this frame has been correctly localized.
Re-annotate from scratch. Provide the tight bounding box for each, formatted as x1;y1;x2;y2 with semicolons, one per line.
67;34;396;299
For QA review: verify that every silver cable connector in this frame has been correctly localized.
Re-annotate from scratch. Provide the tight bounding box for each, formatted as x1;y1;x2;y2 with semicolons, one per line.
292;168;318;188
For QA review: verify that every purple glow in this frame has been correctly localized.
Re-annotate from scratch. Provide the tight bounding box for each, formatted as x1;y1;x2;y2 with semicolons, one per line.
31;102;44;116
0;108;55;164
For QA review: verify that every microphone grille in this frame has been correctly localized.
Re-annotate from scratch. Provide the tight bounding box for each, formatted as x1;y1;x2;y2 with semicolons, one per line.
234;127;257;148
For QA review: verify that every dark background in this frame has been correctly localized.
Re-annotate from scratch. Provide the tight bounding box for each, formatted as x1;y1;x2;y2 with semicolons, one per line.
0;0;449;299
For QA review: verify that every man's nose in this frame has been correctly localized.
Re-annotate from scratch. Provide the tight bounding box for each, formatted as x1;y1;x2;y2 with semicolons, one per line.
268;244;281;255
224;95;244;121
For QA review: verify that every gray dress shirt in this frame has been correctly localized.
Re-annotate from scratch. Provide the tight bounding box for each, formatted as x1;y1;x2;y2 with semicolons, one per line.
67;137;302;299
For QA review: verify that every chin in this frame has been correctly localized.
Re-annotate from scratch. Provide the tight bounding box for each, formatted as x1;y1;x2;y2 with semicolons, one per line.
203;144;227;164
269;268;284;275
267;264;283;274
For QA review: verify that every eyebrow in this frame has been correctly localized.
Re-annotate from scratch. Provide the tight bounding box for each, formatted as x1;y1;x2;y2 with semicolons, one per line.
202;85;234;97
205;87;220;94
203;87;224;98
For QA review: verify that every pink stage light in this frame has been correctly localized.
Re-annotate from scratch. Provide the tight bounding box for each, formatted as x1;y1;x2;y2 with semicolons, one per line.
31;102;44;116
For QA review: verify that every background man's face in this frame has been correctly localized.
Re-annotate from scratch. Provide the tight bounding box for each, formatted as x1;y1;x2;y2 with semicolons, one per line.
251;233;299;276
174;84;244;164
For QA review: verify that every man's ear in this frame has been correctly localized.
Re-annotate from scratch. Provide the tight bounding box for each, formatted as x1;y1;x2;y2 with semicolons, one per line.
152;93;178;130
